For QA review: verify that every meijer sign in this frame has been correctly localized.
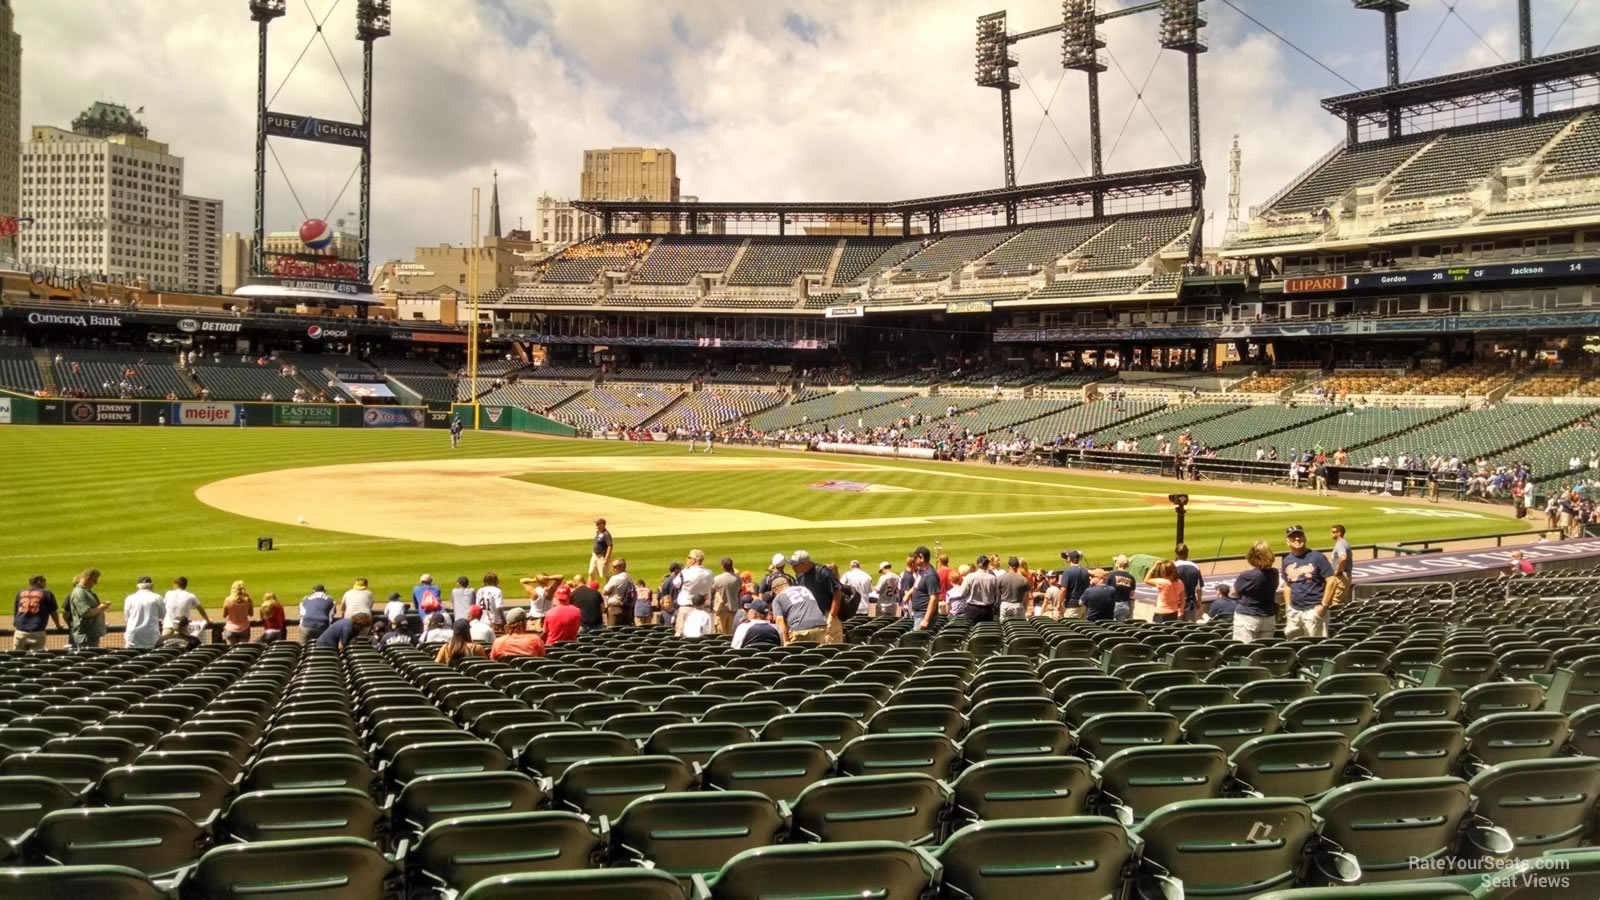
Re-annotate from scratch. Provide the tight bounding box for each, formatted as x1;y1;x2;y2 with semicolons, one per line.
176;402;237;426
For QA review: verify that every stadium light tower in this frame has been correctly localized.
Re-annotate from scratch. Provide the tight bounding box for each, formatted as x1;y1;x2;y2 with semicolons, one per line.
1352;1;1408;137
975;12;1021;190
355;0;391;280
1158;0;1207;168
1061;0;1108;187
248;0;287;277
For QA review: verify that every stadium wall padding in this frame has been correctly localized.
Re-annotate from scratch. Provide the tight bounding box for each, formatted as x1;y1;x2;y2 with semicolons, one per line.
451;403;579;437
9;398;437;428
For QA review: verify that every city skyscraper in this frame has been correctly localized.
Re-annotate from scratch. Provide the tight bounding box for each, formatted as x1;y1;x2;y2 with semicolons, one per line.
0;0;21;222
581;147;680;234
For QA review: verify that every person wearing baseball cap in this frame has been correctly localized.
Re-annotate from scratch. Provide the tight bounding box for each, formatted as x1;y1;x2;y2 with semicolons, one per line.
731;599;781;649
466;604;495;643
123;576;166;649
962;554;999;622
490;607;546;660
1059;551;1089;619
543;585;582;645
840;560;873;621
873;562;902;617
788;550;845;644
907;546;940;630
1281;525;1332;639
588;518;613;584
997;556;1029;620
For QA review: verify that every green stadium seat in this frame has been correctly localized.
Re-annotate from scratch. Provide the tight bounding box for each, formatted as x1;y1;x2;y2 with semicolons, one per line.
1135;797;1321;898
701;741;833;804
934;815;1136;900
836;733;959;779
1228;732;1351;800
950;756;1096;823
394;771;545;836
177;836;402;899
31;805;207;878
219;787;384;842
1465;756;1600;859
0;864;167;900
791;773;950;845
1312;777;1472;882
458;867;688;900
611;791;788;880
553;755;696;820
1096;744;1229;824
408;811;606;896
691;840;941;900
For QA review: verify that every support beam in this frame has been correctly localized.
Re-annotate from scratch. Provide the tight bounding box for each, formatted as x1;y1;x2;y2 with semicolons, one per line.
252;19;268;277
1187;52;1202;166
1519;0;1534;117
1000;88;1017;188
1087;69;1104;177
359;39;375;279
1384;9;1402;136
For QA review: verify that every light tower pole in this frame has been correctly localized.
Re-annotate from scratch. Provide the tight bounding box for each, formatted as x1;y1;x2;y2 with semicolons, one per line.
247;0;286;277
355;1;391;283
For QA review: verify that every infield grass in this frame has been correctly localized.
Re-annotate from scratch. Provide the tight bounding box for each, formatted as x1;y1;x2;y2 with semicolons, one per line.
0;425;1517;610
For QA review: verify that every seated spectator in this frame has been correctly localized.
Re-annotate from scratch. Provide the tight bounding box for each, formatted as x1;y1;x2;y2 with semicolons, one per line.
435;618;487;664
543;586;582;644
731;600;781;649
1080;569;1117;622
383;614;420;646
258;592;286;643
1203;583;1237;622
680;594;713;638
467;604;496;643
491;608;546;659
317;612;372;650
420;613;453;644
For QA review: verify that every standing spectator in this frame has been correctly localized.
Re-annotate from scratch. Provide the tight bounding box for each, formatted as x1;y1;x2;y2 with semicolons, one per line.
544;586;582;645
873;562;901;617
570;579;605;632
161;576;208;634
632;578;655;626
680;595;714;638
13;575;60;652
339;577;375;619
258;593;286;643
1105;556;1137;620
731;600;781;649
997;557;1030;619
66;568;107;649
122;576;165;650
676;549;715;634
1325;524;1353;610
318;612;372;650
770;574;827;645
476;572;505;628
1232;541;1281;643
935;553;953;607
450;576;474;622
436;618;487;664
758;553;789;603
382;592;408;623
657;563;682;630
412;574;442;615
467;604;496;643
420;613;453;644
298;584;335;643
222;581;254;645
587;518;613;583
962;555;999;622
1080;569;1118;622
491;608;546;660
713;557;742;635
789;550;844;643
604;559;637;626
1060;550;1089;619
1173;544;1205;622
909;547;941;630
1144;561;1185;624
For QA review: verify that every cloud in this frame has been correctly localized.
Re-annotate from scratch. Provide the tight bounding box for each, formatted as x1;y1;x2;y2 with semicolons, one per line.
21;0;1596;262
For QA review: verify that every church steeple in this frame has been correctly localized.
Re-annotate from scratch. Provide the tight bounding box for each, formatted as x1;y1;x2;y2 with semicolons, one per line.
488;169;502;239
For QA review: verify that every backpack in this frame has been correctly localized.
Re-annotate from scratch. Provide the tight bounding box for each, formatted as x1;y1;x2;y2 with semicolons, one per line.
839;581;863;619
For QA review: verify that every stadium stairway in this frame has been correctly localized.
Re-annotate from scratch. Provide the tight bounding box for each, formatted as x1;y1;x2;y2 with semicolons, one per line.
721;240;753;282
29;348;55;395
820;240;847;286
175;364;203;398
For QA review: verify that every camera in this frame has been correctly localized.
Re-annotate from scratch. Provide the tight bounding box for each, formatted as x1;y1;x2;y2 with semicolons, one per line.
1168;493;1189;507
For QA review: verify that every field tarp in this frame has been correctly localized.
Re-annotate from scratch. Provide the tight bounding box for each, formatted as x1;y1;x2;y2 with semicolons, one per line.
816;441;936;460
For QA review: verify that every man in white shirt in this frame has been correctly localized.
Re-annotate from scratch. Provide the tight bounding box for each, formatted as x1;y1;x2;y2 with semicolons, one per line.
340;578;375;618
680;596;714;638
123;576;167;649
161;576;208;631
840;560;873;610
676;549;715;635
603;559;636;625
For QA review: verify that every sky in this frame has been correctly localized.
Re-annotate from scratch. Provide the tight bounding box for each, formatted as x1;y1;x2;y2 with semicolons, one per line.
22;0;1600;261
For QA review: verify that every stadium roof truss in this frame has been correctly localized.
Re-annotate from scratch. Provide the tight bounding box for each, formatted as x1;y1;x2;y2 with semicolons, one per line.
574;164;1203;235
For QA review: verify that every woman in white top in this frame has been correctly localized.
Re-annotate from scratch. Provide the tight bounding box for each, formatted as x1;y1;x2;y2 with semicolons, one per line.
476;572;505;626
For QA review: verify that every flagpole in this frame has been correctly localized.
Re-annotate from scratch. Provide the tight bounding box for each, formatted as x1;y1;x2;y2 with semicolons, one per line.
469;187;480;429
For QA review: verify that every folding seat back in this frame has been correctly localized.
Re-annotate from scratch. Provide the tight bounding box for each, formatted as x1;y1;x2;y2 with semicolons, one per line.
455;868;687;900
410;811;604;895
1228;732;1350;800
1374;687;1463;724
155;730;255;764
866;704;966;740
1315;672;1393;700
1234;678;1315;711
221;788;384;842
1281;694;1376;740
1311;777;1471;881
888;686;968;711
968;679;1047;706
610;791;785;880
967;696;1061;729
0;864;168;900
386;739;509;788
1497;649;1553;682
1466;756;1600;859
1204;666;1273;689
1051;676;1124;706
1151;684;1234;718
183;836;402;899
755;711;864;755
521;730;634;780
935;815;1135;900
961;720;1074;765
654;694;724;718
702;741;833;803
836;733;958;779
1136;797;1317;899
1462;681;1546;722
1545;655;1600;714
394;771;545;835
950;756;1095;823
567;700;648;729
0;774;83;843
1350;721;1466;780
1180;703;1281;756
1248;645;1300;677
698;840;940;900
243;753;373;794
33;805;207;877
1166;644;1222;672
1464;712;1570;769
553;755;696;820
1415;651;1498;689
1075;712;1181;761
1097;744;1229;825
791;773;950;845
796;692;883;721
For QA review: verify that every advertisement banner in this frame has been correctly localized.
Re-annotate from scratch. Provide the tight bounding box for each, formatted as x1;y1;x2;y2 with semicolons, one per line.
66;401;140;425
816;441;936;460
273;404;337;427
0;397;9;424
478;406;510;430
174;402;238;426
264;111;369;148
363;407;427;428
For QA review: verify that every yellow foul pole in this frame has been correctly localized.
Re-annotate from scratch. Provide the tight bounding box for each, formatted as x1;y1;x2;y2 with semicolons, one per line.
469;187;481;429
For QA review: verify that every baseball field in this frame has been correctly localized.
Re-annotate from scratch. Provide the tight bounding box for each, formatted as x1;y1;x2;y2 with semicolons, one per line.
0;425;1520;610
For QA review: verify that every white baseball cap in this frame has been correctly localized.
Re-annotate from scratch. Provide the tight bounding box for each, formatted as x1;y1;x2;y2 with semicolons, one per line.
771;553;786;568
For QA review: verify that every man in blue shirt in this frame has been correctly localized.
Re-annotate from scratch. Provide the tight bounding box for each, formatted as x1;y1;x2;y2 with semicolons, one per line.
1059;550;1089;619
317;612;372;650
1280;525;1333;638
908;546;941;630
1104;556;1137;621
1080;569;1119;622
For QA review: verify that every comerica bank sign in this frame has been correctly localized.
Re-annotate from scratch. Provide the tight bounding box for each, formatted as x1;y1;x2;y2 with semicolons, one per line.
264;112;369;149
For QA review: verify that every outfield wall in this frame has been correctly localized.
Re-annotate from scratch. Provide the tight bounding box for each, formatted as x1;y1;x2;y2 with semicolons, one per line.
0;394;446;429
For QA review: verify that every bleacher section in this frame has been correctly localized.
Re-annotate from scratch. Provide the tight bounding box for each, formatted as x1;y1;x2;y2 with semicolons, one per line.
1387;114;1571;200
914;397;1076;436
1178;405;1340;451
1031;275;1149;301
1111;403;1247;450
973;219;1106;276
840;238;925;284
0;345;42;393
540;237;651;284
190;361;304;401
1512;425;1600;484
1542;111;1600;180
386;376;458;404
370;357;450;378
748;390;913;432
815;394;993;432
1217;407;1455;460
1067;210;1192;271
1269;134;1431;212
1361;404;1597;461
1007;399;1166;442
475;381;587;411
552;385;680;430
527;366;597;380
728;238;836;286
654;389;784;430
53;349;191;399
611;367;699;383
634;237;742;285
894;229;1017;281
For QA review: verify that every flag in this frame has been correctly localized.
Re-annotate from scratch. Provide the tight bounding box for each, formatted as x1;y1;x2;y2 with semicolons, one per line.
135;106;145;114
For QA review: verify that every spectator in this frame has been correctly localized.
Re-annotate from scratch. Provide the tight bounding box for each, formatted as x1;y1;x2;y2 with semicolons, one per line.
450;576;474;622
713;556;743;634
1232;541;1281;643
632;578;655;626
339;577;374;619
1173;544;1204;622
946;565;969;617
13;575;60;652
873;561;901;617
1080;569;1118;622
476;572;505;628
436;618;488;664
66;567;107;649
544;586;582;644
680;594;714;638
1325;524;1353;609
658;562;683;629
485;608;542;658
1281;525;1332;639
1507;549;1536;577
122;576;165;650
382;592;408;623
908;547;940;630
1203;584;1237;622
1105;555;1137;621
1144;561;1185;624
420;613;453;644
789;549;844;642
161;575;208;634
298;583;335;643
604;559;637;626
259;593;286;643
1059;550;1089;619
677;549;715;634
758;553;788;603
467;604;496;643
770;573;827;645
412;574;442;615
571;579;605;631
997;556;1030;620
731;600;782;649
317;611;372;650
588;518;613;583
935;553;953;606
222;581;254;645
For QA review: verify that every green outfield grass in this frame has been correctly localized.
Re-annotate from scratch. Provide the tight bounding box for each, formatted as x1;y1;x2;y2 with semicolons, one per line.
0;425;1518;611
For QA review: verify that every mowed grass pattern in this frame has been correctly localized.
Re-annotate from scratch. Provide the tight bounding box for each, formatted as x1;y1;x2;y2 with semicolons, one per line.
0;425;1512;611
